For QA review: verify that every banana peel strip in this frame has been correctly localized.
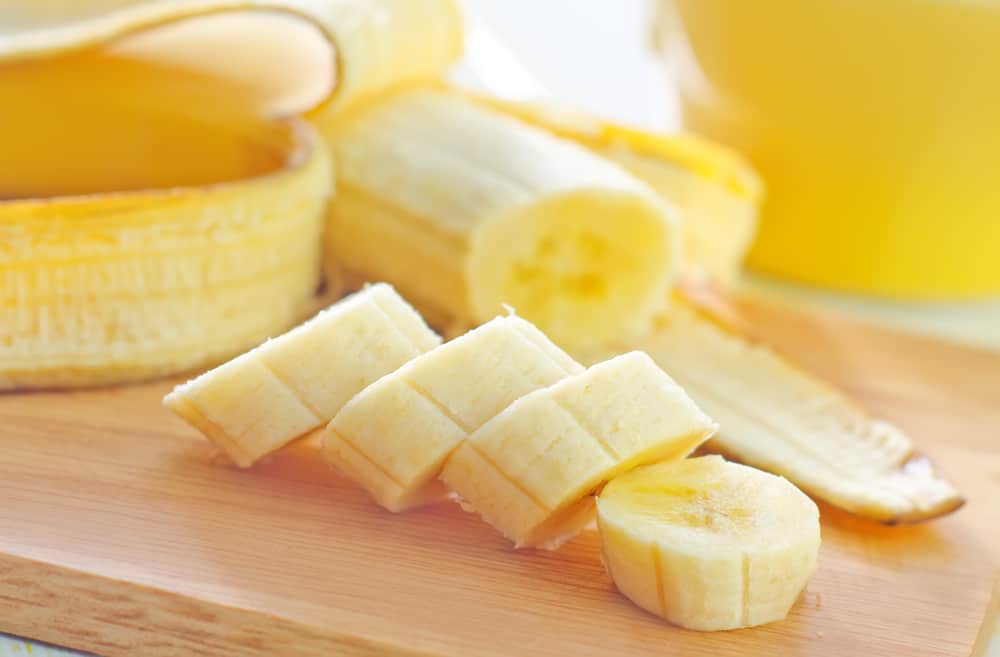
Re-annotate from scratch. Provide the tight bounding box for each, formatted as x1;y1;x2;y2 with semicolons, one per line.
0;0;463;389
573;288;964;524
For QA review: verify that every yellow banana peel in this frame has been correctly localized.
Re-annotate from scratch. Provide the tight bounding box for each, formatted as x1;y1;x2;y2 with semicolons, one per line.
0;0;463;389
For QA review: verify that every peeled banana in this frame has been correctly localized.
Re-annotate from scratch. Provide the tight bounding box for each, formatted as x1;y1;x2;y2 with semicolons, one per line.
479;98;763;284
0;0;462;389
324;314;583;511
441;351;717;548
576;295;965;524
164;284;440;467
322;88;679;348
598;455;820;631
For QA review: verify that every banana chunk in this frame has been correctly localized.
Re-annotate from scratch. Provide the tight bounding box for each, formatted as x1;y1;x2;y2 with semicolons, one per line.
441;352;717;548
598;456;820;631
324;315;583;511
323;89;678;348
164;283;439;467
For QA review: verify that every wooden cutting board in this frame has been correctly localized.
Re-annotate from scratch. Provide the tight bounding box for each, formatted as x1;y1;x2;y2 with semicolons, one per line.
1;299;998;657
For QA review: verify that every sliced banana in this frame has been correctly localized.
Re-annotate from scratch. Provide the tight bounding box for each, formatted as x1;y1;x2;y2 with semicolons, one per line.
441;351;717;549
324;315;583;512
323;88;678;348
576;296;965;524
164;283;440;467
598;455;820;631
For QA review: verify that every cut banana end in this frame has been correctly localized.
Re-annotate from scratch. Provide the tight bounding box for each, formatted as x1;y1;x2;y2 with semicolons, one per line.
441;351;717;549
164;283;440;468
323;89;679;348
575;296;965;524
597;455;820;631
324;314;583;512
475;97;763;284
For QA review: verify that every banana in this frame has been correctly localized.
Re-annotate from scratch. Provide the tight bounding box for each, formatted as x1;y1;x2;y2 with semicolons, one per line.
575;295;965;524
441;351;717;549
0;0;462;389
323;314;583;512
164;283;440;468
597;455;820;631
322;88;679;348
477;98;763;284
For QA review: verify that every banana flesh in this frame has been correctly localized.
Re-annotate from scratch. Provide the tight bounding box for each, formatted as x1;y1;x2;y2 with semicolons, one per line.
478;98;763;284
598;455;820;631
322;88;679;349
576;297;965;524
324;314;583;511
164;284;440;467
0;0;462;389
441;351;717;548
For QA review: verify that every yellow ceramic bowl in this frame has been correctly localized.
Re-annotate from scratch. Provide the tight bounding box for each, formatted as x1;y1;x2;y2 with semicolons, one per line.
658;0;1000;299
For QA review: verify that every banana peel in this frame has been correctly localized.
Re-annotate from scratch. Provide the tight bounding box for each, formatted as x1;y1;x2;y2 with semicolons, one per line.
0;0;463;389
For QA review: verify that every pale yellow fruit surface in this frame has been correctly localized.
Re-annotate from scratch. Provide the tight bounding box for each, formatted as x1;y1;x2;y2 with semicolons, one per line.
164;284;440;467
324;315;582;511
323;89;679;348
598;455;820;631
477;97;763;285
441;351;716;548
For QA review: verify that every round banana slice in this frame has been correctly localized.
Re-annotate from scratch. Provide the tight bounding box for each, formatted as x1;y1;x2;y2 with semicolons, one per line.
440;351;717;549
597;455;820;631
324;314;583;512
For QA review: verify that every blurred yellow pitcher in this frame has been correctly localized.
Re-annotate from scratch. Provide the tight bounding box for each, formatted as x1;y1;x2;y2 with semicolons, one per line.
657;0;1000;299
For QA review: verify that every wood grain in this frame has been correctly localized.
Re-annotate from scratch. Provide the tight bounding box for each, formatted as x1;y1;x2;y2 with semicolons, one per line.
0;300;998;657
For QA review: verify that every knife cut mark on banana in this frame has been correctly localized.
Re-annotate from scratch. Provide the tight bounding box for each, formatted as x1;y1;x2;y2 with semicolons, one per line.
165;284;440;467
598;456;820;630
441;351;717;548
324;314;583;512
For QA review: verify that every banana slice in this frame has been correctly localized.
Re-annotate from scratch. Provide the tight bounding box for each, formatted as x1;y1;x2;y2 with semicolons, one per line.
477;97;764;284
323;89;678;348
441;351;717;548
324;315;583;511
576;295;965;523
597;455;820;631
164;284;440;467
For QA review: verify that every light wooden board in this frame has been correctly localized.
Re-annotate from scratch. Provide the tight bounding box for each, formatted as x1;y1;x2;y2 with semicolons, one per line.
1;300;998;657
